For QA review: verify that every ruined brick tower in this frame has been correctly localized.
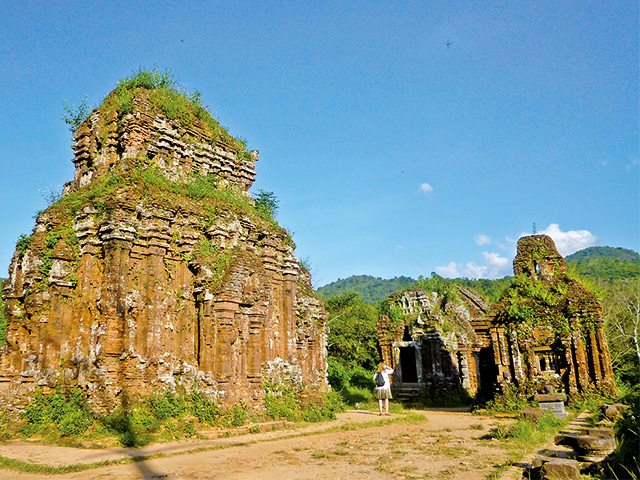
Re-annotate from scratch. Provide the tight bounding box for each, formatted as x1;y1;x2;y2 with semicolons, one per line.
0;81;327;410
491;235;616;399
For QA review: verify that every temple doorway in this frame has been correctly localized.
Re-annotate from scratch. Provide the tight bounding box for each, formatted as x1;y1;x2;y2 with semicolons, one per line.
399;346;418;383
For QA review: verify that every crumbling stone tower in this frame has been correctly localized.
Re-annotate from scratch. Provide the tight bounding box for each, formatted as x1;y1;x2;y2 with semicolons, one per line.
491;235;616;399
0;78;327;410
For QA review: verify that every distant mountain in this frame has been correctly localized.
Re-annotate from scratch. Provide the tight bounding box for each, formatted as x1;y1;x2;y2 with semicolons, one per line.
565;246;639;264
317;246;640;303
565;246;639;284
316;275;416;303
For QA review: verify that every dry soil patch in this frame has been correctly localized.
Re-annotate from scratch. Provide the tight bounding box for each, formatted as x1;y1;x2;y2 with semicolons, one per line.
0;409;515;480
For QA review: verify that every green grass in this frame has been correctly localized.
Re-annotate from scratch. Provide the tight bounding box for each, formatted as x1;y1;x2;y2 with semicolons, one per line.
0;455;125;475
481;412;570;479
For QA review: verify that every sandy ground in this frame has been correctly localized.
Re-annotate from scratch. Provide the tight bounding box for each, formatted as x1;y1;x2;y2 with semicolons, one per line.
0;409;524;480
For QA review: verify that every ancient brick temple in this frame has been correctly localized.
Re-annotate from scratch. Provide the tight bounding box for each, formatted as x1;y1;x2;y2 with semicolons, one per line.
0;86;327;410
378;235;616;401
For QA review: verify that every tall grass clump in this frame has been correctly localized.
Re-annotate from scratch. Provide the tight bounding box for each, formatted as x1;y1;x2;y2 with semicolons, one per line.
483;412;567;462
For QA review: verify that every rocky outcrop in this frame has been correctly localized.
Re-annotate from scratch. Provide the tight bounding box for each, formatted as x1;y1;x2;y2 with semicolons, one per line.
0;86;326;411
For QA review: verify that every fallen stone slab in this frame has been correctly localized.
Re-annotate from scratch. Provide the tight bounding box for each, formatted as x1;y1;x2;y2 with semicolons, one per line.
541;458;582;480
532;455;559;468
539;400;568;419
601;403;630;421
534;393;567;402
582;427;614;438
554;432;580;449
575;435;616;456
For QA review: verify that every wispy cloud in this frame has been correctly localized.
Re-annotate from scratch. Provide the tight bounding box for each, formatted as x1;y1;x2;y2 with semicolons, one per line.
475;234;491;245
482;251;510;272
418;183;434;196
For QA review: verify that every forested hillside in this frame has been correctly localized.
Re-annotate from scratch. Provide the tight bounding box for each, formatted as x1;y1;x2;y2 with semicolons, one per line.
317;275;416;303
565;246;639;263
566;247;640;284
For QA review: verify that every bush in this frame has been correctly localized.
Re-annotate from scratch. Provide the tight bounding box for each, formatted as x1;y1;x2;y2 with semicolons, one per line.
149;391;187;420
264;380;344;422
21;387;94;439
326;357;374;406
264;382;301;421
189;390;220;425
604;386;640;479
254;190;279;220
226;402;248;427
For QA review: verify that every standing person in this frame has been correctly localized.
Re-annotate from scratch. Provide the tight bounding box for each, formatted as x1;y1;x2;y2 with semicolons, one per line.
373;362;394;415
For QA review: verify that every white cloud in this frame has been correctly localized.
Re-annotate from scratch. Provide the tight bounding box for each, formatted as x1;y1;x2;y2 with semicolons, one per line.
525;223;597;256
462;262;487;279
396;245;405;250
475;234;491;245
435;262;460;277
418;183;434;195
482;251;510;274
457;253;510;279
435;252;511;279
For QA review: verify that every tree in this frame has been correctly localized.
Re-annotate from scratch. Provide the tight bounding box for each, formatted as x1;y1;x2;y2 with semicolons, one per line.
603;278;640;368
325;292;380;370
63;96;91;131
254;190;279;220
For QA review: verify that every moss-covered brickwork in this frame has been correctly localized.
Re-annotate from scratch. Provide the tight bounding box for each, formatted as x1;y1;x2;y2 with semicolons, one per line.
0;72;327;412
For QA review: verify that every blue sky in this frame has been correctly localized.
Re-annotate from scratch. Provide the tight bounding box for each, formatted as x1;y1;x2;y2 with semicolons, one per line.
1;0;638;287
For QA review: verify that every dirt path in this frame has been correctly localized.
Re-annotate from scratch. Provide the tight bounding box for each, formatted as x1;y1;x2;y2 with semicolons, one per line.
0;409;516;480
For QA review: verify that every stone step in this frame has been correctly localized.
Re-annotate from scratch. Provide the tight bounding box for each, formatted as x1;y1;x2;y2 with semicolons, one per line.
392;387;421;401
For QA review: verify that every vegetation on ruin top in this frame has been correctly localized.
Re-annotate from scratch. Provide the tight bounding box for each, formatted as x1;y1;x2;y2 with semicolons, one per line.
65;68;254;165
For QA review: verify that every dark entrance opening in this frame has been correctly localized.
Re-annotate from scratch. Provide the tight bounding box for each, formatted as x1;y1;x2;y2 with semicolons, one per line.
477;346;498;400
402;326;412;342
400;347;418;383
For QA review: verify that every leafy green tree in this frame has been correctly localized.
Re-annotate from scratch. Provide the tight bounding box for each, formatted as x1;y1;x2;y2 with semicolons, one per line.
254;190;279;220
602;278;640;380
325;292;380;370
